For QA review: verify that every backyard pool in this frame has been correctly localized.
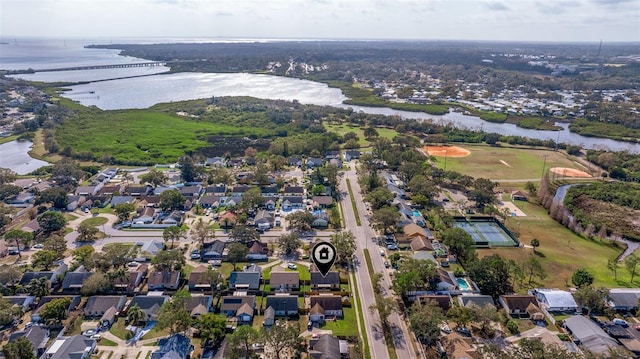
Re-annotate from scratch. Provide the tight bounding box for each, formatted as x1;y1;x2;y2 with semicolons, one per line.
457;277;471;291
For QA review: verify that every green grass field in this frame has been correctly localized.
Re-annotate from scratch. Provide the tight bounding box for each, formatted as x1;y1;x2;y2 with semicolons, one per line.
324;123;400;148
482;200;632;289
80;216;108;227
431;144;590;181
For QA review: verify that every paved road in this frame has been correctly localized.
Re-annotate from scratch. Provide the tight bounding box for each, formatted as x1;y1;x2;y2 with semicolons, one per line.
339;163;419;359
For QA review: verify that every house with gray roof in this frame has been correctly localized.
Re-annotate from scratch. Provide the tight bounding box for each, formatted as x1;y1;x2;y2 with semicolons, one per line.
608;289;640;312
84;296;127;318
229;270;261;291
458;294;495;310
270;271;300;291
129;295;169;321
3;295;36;311
265;294;299;317
61;267;93;293
310;270;340;291
9;326;49;357
44;335;96;359
564;315;620;356
151;334;192;359
308;334;348;359
220;295;256;318
534;289;578;312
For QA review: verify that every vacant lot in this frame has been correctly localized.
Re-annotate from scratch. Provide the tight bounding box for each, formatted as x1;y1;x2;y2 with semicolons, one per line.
431;144;589;181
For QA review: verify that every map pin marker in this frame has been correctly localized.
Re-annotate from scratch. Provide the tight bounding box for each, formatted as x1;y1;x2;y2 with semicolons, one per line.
311;241;337;277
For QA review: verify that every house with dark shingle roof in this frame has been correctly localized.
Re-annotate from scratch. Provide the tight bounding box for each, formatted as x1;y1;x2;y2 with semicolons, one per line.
263;306;275;327
282;196;304;211
229;270;261;291
310;270;340;291
84;296;127;318
417;294;452;312
32;296;81;323
608;289;640;312
186;295;213;317
220;295;256;318
308;334;348;359
129;295;169;321
270;271;300;291
45;335;96;359
309;295;343;322
9;326;49;357
458;294;495;310
265;294;299;317
61;267;93;293
499;295;544;320
147;271;181;291
150;334;192;359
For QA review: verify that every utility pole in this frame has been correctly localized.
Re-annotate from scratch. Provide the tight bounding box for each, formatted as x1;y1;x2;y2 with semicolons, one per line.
541;154;549;179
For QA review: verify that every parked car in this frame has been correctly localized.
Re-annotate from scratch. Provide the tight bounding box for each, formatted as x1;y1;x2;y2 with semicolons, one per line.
82;329;96;337
456;327;472;337
386;244;398;250
287;263;297;270
384;261;390;268
613;319;629;327
33;244;44;249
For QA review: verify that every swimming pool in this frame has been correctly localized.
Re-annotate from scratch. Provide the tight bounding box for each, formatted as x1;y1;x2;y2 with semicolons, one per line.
457;277;471;291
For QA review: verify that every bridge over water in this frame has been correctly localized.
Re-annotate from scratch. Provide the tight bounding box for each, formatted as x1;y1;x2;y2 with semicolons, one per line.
29;62;167;73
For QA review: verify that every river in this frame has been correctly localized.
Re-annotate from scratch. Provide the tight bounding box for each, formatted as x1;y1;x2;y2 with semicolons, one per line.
2;37;640;154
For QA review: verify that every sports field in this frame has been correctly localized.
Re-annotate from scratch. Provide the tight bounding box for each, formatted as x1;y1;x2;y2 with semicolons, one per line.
429;144;591;181
455;218;518;247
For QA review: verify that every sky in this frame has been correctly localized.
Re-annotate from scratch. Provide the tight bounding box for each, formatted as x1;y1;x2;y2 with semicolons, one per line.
1;0;639;42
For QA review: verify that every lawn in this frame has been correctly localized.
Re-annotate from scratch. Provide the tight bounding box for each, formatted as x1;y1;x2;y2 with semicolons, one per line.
431;144;591;181
98;338;118;346
110;318;132;340
323;123;402;148
323;306;358;336
80;216;108;227
481;200;630;289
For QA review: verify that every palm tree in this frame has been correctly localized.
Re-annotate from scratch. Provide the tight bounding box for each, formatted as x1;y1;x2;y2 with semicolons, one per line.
127;303;145;327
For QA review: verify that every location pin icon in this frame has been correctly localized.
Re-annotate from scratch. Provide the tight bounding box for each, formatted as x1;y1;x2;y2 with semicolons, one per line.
311;241;337;277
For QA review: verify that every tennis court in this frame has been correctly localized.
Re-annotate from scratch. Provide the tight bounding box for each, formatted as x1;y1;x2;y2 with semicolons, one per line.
455;218;519;247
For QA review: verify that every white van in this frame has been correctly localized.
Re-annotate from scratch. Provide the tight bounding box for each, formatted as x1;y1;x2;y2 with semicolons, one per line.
613;318;629;327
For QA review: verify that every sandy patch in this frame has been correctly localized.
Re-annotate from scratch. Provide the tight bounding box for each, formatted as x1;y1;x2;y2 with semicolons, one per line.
500;160;511;167
550;167;592;178
424;145;471;158
498;201;527;217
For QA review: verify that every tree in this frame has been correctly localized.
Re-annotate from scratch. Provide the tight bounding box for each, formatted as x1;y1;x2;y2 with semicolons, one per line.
331;231;356;266
196;313;226;344
441;227;476;265
229;224;260;244
625;254;639;283
408;175;439;203
127;303;146;326
277;232;301;257
260;320;303;359
0;297;22;326
470;178;498;210
159;189;186;211
114;202;136;222
80;272;111;296
364;187;394;210
2;336;35;359
0;265;22;287
138;169;168;187
42;235;67;259
72;246;96;269
530;238;540;254
77;222;99;242
571;268;595;288
573;286;609;315
163;225;186;249
0;184;21;201
36;188;68;209
40;297;71;324
0;168;17;185
228;325;260;359
3;229;33;258
525;181;537;196
607;259;619;281
363;126;379;139
51;159;84;189
156;289;192;334
94;243;130;271
37;211;67;234
227;242;249;270
392;258;437;300
370;206;400;234
447;306;475;329
152;249;186;272
31;250;58;270
470;303;499;338
409;300;445;347
286;211;314;232
369;294;397;328
241;187;265;210
0;204;16;233
179;156;201;183
467;254;513;300
190;218;216;247
523;257;547;286
25;277;50;298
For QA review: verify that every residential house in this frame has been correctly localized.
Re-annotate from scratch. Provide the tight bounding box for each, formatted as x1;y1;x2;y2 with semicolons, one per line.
283;186;304;196
325;151;341;160
261;185;279;198
147;271;181;291
235;302;254;324
246;241;269;261
32;295;81;323
309;295;343;323
8;192;35;206
254;209;274;230
458;295;495;310
109;195;134;207
205;185;227;196
328;158;342;168
229;269;261;291
199;195;219;209
270;271;300;291
44;335;96;359
499;295;544;320
265;199;276;211
265;294;299;317
3;295;36;311
308;334;348;359
139;195;160;208
306;157;323;168
311;212;329;228
75;186;98;196
417;294;452;312
219;211;238;228
133;207;156;224
402;222;435;240
220;295;256;319
310;270;340;291
179;185;202;198
311;196;333;208
160;210;183;225
61;267;94;293
20;263;68;287
282;196;304;211
150;334;193;359
113;264;147;294
436;268;458;293
608;289;640;312
66;195;83;212
9;326;49;357
205;157;226;167
84;296;127;318
140;239;164;257
124;185;150;196
564;315;620;356
20;218;41;234
534;289;579;312
288;157;302;167
128;295;169;321
512;190;528;201
98;185;121;196
231;185;253;197
410;237;433;252
443;332;481;359
344;150;361;161
185;295;213;317
188;265;216;291
263;306;275;327
201;240;227;261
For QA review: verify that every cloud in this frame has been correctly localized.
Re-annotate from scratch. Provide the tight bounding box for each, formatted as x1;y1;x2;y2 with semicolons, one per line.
486;2;510;11
592;0;634;5
537;1;581;14
215;12;234;17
